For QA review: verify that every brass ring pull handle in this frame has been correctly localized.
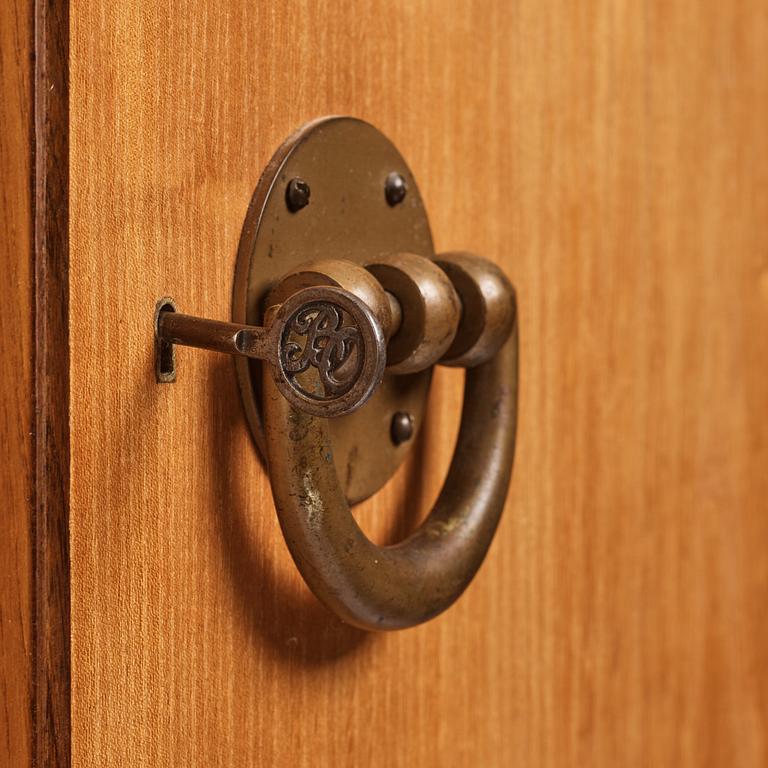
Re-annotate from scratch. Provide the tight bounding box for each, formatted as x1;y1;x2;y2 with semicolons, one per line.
155;118;519;631
156;251;518;631
263;252;518;630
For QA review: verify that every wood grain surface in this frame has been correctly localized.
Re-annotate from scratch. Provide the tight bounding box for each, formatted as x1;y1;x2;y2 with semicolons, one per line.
68;1;768;766
0;0;33;764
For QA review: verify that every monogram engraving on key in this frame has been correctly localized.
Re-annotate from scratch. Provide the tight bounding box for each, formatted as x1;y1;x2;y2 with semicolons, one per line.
280;301;363;400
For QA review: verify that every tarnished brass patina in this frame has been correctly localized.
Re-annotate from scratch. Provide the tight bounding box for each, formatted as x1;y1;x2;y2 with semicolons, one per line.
233;116;435;503
154;118;520;631
263;289;518;630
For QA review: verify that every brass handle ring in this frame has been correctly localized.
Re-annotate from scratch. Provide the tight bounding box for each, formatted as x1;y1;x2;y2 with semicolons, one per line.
262;254;518;630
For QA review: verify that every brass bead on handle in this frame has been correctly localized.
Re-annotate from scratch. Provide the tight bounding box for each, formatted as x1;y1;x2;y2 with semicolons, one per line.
436;251;517;367
366;252;462;374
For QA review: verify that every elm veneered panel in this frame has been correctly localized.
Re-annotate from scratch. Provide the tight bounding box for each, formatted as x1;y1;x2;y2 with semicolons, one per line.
68;2;768;766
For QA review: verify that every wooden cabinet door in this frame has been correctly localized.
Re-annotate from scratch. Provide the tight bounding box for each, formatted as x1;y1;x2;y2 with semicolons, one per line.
12;0;768;766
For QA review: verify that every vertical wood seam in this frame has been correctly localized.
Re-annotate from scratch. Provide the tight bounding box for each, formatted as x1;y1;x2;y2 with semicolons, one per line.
33;0;70;764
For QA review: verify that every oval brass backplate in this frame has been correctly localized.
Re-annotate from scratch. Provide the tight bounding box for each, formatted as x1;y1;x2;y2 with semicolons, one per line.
233;116;434;504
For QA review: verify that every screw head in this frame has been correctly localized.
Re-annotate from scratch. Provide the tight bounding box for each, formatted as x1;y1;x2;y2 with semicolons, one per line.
286;178;311;212
390;411;414;446
385;172;407;206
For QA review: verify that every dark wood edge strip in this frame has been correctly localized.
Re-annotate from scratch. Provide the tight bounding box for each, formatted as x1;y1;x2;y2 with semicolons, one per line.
33;0;70;763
